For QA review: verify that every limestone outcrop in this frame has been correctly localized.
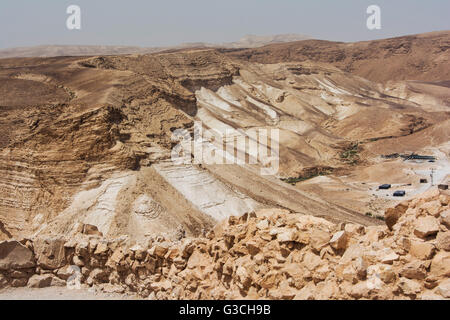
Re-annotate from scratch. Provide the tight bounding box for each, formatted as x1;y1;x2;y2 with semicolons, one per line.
0;189;448;299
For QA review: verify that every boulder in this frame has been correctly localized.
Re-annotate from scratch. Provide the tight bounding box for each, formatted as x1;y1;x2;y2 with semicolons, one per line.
401;261;427;280
260;271;283;289
277;228;297;243
56;265;78;280
329;231;349;250
419;200;442;217
94;242;109;256
90;268;109;283
294;282;316;300
430;252;450;277
148;244;168;258
82;224;103;237
0;240;35;270
379;248;399;264
0;273;8;289
409;240;435;260
27;274;64;288
436;231;450;251
255;219;269;230
186;250;210;270
309;229;331;252
33;238;66;269
398;278;422;296
414;217;440;239
420;291;444;300
436;279;450;298
440;209;450;227
11;278;28;287
245;241;260;256
385;202;408;230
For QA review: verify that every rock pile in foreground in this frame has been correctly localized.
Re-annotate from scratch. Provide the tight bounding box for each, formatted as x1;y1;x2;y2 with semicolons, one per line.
1;189;449;299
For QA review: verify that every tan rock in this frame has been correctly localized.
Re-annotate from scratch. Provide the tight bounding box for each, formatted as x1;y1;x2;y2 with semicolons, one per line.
401;261;427;280
0;240;35;270
294;282;316;300
379;248;399;264
33;238;66;270
329;231;349;250
440;209;450;227
56;265;77;280
414;216;440;238
342;265;359;284
186;249;210;269
368;264;396;284
276;228;296;243
72;255;84;267
235;266;252;289
436;231;450;251
90;268;109;283
27;274;64;288
11;278;28;287
409;240;435;260
430;251;450;277
105;247;124;268
10;270;28;278
164;248;179;261
268;279;297;300
302;251;322;271
420;291;444;300
309;229;331;252
385;202;408;230
74;240;89;257
439;194;449;206
0;273;8;289
348;281;370;299
436;279;450;298
344;224;365;235
148;244;168;258
82;224;103;237
255;219;269;230
94;242;109;256
259;271;283;289
419;200;442;217
398;278;422;296
245;241;260;256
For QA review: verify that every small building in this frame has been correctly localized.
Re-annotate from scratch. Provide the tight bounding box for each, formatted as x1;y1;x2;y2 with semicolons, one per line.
438;184;449;190
420;179;428;183
378;184;391;190
393;190;406;197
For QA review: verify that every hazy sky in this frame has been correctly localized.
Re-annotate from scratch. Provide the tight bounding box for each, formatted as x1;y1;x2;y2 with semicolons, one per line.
0;0;449;49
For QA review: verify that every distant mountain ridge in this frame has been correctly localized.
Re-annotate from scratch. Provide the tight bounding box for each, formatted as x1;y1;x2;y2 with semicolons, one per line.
0;34;310;58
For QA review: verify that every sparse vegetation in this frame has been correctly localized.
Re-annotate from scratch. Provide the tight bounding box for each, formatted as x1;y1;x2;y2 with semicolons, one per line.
340;142;360;165
365;212;385;221
281;167;334;185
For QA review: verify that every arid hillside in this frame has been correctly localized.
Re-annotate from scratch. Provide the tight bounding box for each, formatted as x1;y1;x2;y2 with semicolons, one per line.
0;32;449;246
224;31;450;83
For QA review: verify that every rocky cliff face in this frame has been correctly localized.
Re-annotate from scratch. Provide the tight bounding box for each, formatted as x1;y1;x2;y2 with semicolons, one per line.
0;188;449;299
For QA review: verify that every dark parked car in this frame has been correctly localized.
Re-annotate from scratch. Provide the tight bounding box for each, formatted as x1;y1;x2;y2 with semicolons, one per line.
393;190;406;197
378;184;391;190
